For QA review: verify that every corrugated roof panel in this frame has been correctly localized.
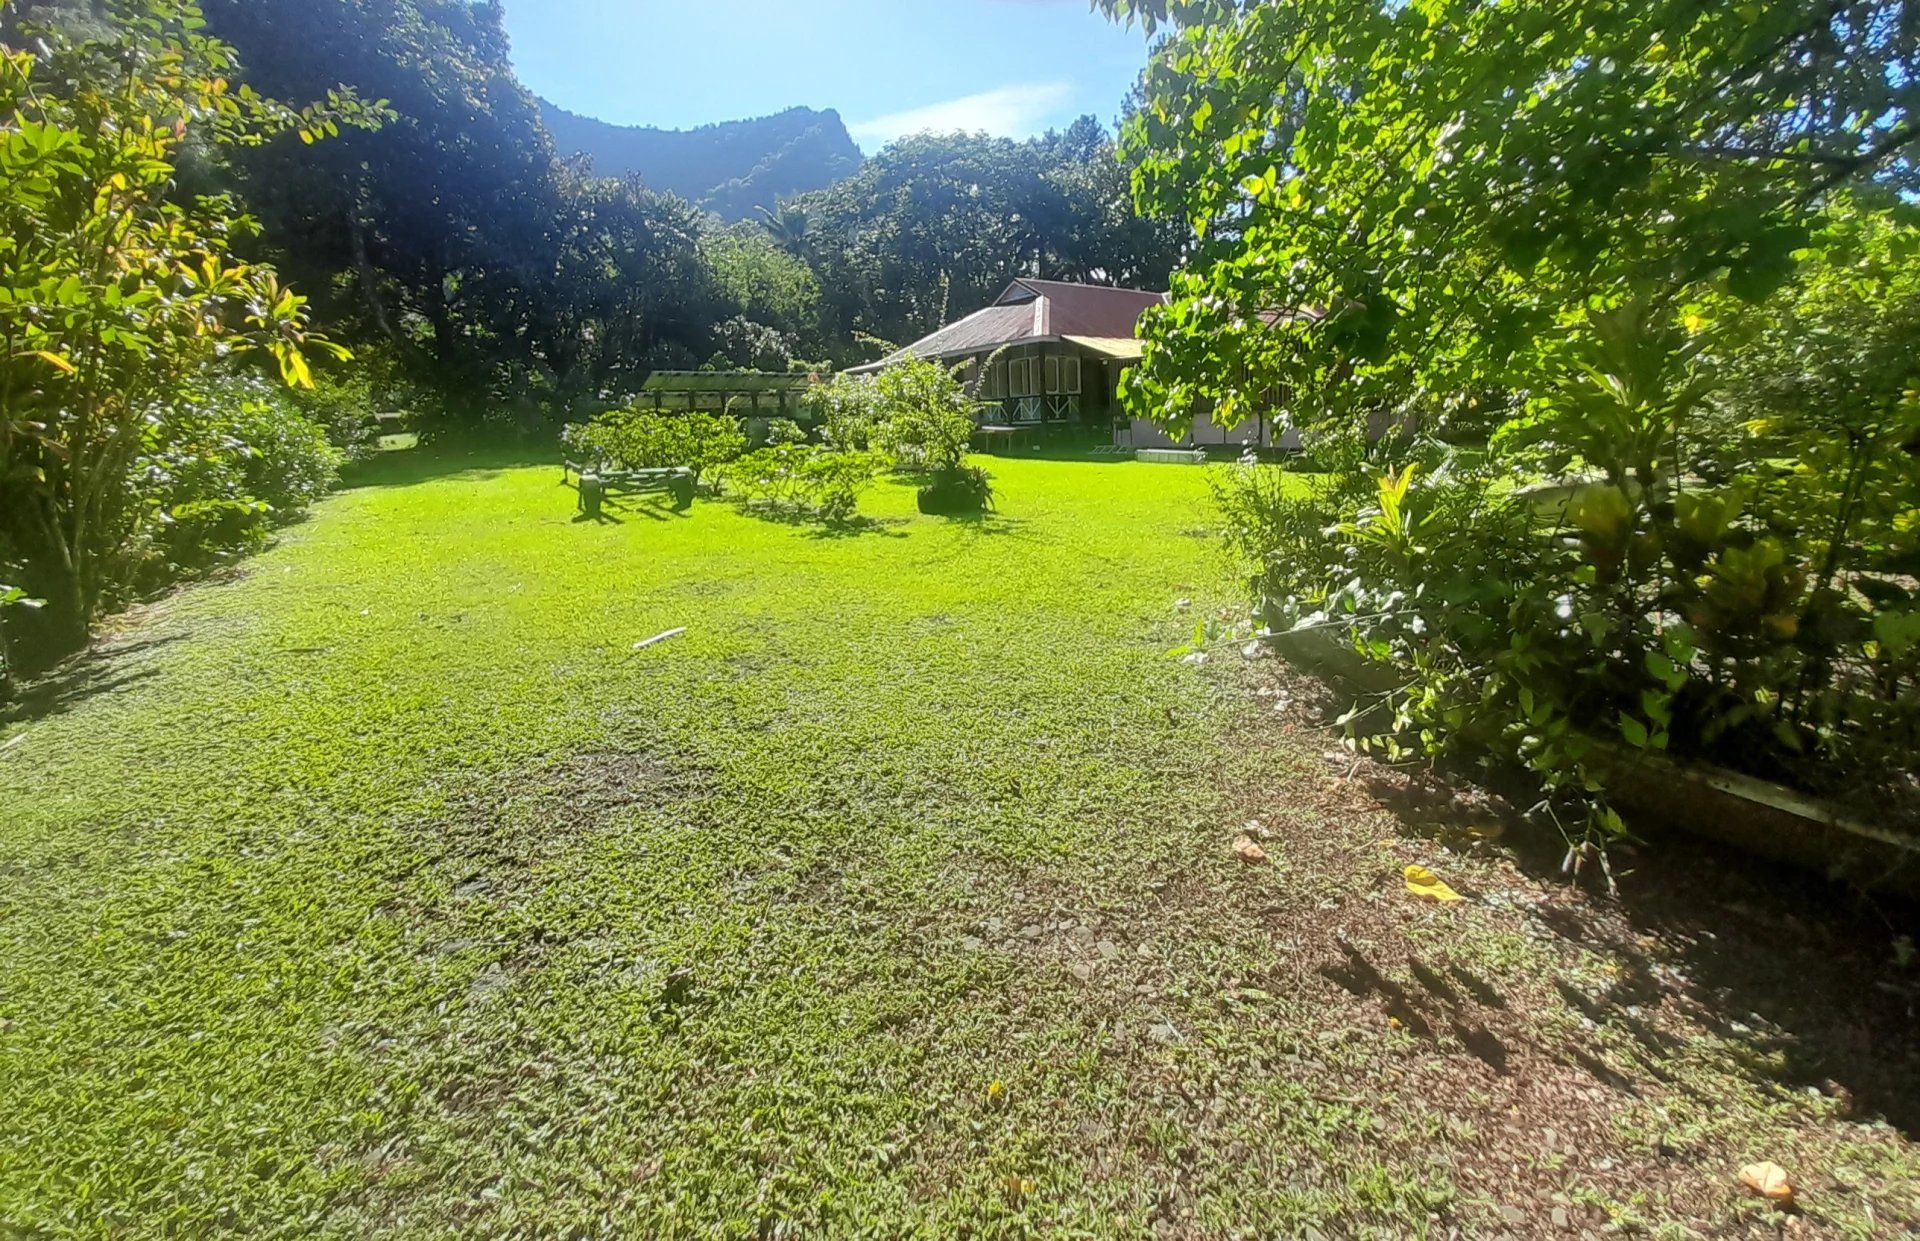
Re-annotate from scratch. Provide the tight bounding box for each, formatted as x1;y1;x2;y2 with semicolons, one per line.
850;282;1166;373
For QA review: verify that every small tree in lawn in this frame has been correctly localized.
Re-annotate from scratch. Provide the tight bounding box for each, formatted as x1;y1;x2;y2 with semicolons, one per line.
873;358;975;472
872;358;993;513
0;0;382;671
805;371;885;451
563;408;747;483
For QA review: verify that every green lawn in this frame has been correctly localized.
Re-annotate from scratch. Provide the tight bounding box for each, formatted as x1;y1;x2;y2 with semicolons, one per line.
3;452;1915;1236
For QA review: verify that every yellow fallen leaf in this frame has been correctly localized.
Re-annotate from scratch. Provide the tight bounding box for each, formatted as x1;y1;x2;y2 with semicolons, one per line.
1404;864;1464;902
1233;835;1268;864
1739;1160;1793;1204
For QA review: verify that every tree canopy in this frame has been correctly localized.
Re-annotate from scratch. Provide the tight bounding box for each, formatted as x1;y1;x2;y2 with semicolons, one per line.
797;123;1184;356
1110;0;1920;843
1099;0;1920;432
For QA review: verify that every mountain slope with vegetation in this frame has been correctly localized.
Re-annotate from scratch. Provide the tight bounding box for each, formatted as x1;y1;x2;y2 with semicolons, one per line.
539;102;864;220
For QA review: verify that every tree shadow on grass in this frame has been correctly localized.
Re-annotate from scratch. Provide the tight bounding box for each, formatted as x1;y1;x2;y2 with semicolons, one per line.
937;510;1029;538
340;439;554;491
2;634;180;727
803;517;910;541
1270;657;1920;1139
724;499;910;540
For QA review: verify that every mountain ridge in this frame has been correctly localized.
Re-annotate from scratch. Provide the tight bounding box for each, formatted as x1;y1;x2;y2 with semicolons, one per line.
539;101;863;220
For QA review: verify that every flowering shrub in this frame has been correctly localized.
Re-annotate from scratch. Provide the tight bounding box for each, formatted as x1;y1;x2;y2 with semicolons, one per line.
561;408;747;482
716;443;881;523
805;372;886;451
873;359;976;474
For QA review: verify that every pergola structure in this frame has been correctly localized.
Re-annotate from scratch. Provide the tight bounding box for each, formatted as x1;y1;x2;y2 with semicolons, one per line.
639;370;815;417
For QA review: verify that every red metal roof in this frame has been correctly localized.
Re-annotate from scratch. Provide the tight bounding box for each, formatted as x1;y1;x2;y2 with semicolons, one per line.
850;280;1165;371
1015;280;1166;337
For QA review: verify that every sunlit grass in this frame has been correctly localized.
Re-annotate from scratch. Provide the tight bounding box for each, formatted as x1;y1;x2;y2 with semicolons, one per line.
3;450;1912;1236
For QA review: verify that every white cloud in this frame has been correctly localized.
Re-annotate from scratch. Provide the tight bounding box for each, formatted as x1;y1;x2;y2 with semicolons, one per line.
849;82;1075;148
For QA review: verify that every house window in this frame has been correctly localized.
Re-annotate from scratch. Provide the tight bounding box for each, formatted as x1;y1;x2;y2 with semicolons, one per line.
1008;358;1030;397
1044;356;1060;395
1061;356;1081;395
985;362;1004;398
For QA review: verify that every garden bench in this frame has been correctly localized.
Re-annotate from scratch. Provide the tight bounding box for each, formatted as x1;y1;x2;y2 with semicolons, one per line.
972;423;1038;454
564;461;696;518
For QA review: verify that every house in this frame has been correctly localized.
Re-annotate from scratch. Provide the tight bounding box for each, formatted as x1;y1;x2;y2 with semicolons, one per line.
847;278;1295;452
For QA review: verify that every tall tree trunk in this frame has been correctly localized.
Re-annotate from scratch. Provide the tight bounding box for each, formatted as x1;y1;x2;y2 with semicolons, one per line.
348;207;397;344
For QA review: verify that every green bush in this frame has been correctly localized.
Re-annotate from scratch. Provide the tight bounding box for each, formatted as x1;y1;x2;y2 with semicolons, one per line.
874;359;976;473
805;372;887;451
716;443;881;523
289;347;432;459
562;408;747;482
131;376;343;587
1221;217;1920;844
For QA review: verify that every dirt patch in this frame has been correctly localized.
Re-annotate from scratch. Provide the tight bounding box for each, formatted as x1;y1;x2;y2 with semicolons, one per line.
532;749;715;828
1207;656;1920;1233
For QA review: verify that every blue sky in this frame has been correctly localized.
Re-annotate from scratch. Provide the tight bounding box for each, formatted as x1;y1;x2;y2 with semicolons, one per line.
498;0;1153;149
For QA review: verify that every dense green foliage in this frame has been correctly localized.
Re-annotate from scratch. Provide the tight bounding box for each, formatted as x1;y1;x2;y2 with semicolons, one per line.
1110;0;1920;843
805;370;889;451
871;359;977;473
134;378;343;584
199;0;730;401
561;409;747;482
0;0;374;672
796;123;1184;357
714;441;882;523
179;1;1180;401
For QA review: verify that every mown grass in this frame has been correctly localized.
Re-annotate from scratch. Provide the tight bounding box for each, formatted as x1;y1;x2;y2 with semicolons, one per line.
2;450;1915;1237
0;454;1260;1234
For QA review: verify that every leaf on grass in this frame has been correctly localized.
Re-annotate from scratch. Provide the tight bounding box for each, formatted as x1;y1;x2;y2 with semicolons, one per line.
1404;864;1463;902
1233;834;1268;864
1738;1161;1793;1204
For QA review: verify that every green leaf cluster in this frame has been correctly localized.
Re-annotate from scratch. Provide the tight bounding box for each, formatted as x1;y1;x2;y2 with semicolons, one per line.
1124;0;1920;844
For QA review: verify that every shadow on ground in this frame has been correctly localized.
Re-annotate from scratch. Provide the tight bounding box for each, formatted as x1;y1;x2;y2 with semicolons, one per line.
1274;658;1920;1141
2;634;181;727
340;439;555;491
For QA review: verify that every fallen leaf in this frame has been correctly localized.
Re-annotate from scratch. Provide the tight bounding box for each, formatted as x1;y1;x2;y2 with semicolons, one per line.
1233;835;1268;863
1404;864;1464;902
1739;1160;1794;1204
